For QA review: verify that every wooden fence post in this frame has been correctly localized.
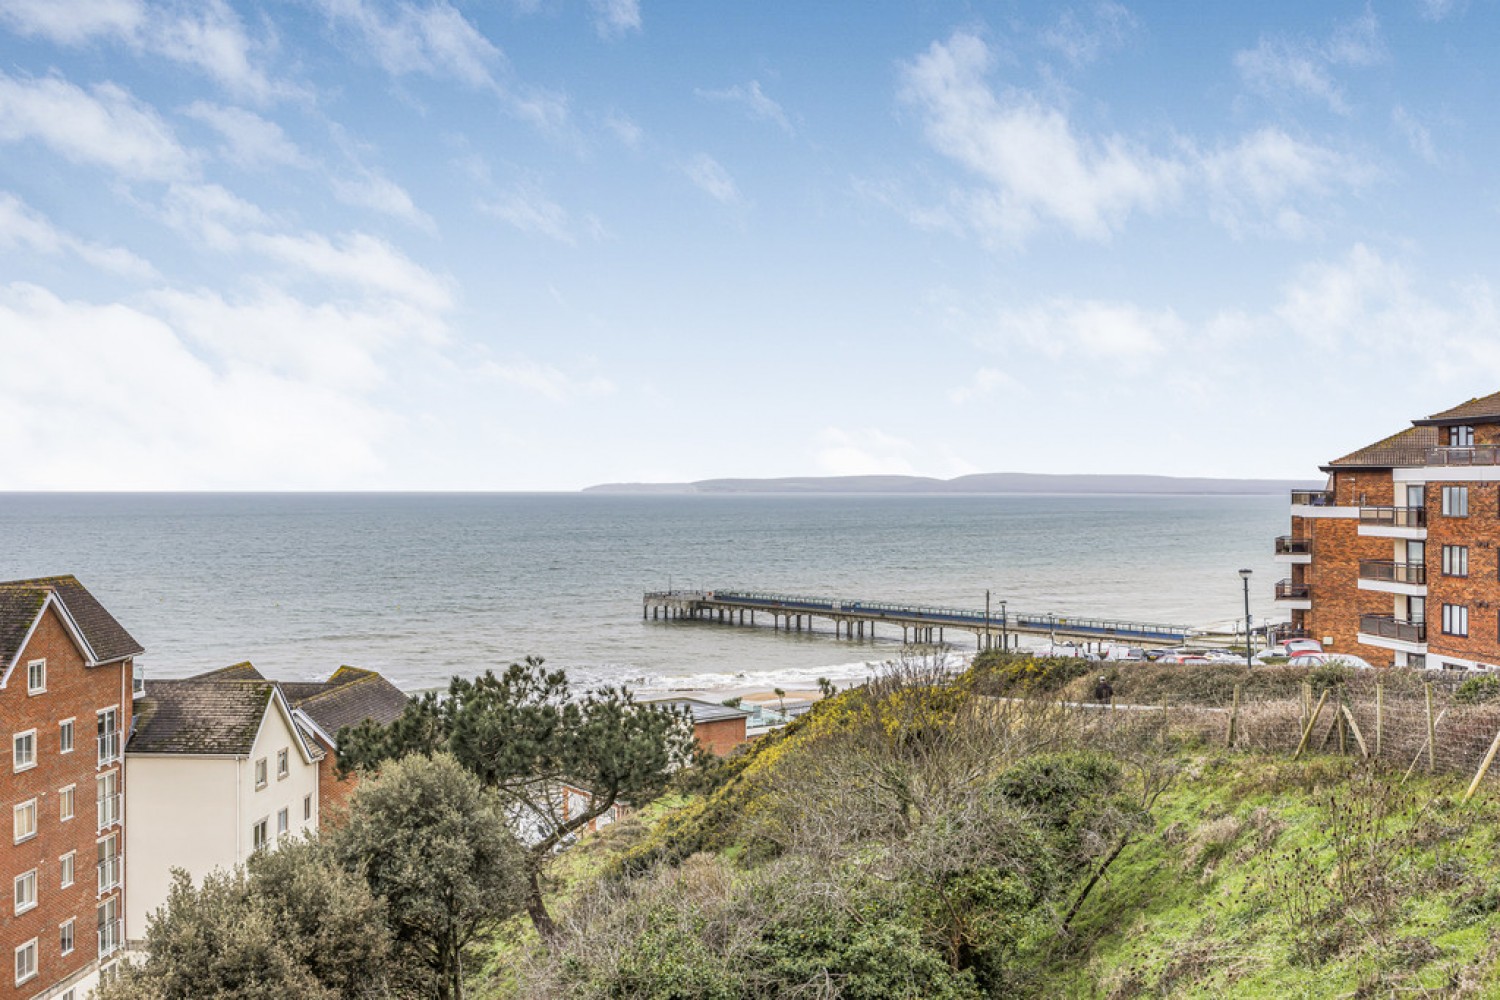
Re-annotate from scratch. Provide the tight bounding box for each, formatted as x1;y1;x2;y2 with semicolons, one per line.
1426;682;1436;773
1463;726;1500;804
1294;689;1330;760
1226;684;1241;748
1340;705;1369;759
1375;681;1383;759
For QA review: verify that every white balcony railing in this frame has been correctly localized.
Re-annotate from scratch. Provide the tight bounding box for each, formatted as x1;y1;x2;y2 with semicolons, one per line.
97;855;122;896
97;732;121;766
96;794;120;832
98;919;123;957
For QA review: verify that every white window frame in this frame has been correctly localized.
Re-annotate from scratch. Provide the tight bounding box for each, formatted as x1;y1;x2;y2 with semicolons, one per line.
277;807;289;837
26;659;44;695
14;870;36;915
1443;603;1470;637
60;918;74;956
14;938;36;986
252;817;268;851
12;730;35;772
1450;424;1475;447
96;770;119;831
59;784;74;822
60;851;74;889
303;794;312;822
1443;545;1470;577
277;748;289;779
254;757;268;789
1443;485;1470;517
13;799;36;844
59;718;74;755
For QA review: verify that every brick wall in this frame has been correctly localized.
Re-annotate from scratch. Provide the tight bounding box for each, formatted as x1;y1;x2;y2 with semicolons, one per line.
314;740;358;828
1304;471;1394;657
694;718;747;756
0;606;131;1000
1425;479;1500;665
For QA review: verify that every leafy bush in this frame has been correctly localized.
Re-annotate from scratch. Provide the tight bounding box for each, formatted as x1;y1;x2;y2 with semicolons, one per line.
1455;674;1500;705
970;652;1093;696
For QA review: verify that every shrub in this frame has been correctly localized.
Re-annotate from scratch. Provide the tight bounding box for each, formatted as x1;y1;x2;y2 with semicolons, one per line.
1455;674;1500;705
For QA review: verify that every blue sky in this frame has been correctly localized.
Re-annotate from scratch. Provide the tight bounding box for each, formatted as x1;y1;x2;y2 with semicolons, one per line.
0;0;1496;489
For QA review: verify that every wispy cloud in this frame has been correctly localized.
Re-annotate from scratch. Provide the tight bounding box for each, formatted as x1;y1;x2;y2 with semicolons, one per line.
481;184;577;244
685;154;740;204
1038;1;1137;67
589;0;641;40
1234;10;1385;116
1392;105;1439;165
183;101;309;169
315;0;502;89
331;170;433;229
0;0;143;45
814;427;920;476
482;359;614;401
696;80;793;134
605;112;643;147
0;72;192;180
0;192;157;279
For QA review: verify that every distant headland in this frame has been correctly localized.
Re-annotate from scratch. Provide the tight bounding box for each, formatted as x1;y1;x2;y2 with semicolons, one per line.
583;473;1322;495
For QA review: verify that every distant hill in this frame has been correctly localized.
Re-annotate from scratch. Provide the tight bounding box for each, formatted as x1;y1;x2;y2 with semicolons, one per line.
583;472;1322;495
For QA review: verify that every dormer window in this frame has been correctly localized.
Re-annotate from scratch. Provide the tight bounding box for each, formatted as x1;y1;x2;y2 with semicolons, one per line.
1450;425;1475;447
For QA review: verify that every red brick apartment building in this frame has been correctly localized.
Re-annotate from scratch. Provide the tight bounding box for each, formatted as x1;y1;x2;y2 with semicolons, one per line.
0;577;140;1000
1278;391;1500;671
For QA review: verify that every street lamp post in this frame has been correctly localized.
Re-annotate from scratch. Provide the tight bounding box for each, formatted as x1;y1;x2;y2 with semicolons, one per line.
1239;568;1254;668
1001;600;1008;651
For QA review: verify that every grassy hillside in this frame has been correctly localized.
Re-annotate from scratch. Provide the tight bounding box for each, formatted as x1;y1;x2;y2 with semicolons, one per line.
472;656;1500;999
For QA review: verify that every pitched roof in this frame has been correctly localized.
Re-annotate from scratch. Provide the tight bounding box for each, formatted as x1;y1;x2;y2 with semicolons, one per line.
1323;425;1439;471
283;666;410;743
1414;389;1500;426
192;662;265;682
129;678;279;755
0;575;143;673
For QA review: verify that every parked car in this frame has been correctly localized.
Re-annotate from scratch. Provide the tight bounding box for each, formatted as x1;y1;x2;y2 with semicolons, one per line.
1283;638;1324;656
1100;647;1147;662
1288;652;1374;670
1154;650;1212;665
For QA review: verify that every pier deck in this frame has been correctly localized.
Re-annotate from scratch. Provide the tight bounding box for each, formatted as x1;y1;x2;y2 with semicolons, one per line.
643;589;1196;650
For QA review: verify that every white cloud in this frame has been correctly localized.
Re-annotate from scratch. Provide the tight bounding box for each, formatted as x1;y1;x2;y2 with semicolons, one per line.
481;185;576;244
0;72;192;180
949;367;1020;404
330;170;433;229
0;283;396;489
1199;127;1364;238
696;81;793;134
315;0;502;89
1418;0;1463;20
0;0;143;44
183;101;309;169
899;32;1183;242
161;182;271;248
589;0;641;39
248;231;455;311
0;192;156;279
991;299;1181;364
685;154;740;204
814;428;920;476
0;0;288;102
482;360;614;401
1234;11;1385;116
1039;2;1136;67
606;113;643;147
1392;106;1438;165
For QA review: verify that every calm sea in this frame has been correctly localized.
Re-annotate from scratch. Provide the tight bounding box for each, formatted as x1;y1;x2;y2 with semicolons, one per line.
0;493;1290;693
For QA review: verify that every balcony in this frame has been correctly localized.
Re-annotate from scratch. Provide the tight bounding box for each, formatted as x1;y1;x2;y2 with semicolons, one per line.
97;793;120;832
98;919;123;958
1359;614;1426;643
1359;560;1427;585
97;732;120;766
1267;623;1310;646
1427;445;1500;466
1275;536;1312;555
1290;490;1334;506
1274;579;1311;600
1359;506;1427;528
97;855;122;896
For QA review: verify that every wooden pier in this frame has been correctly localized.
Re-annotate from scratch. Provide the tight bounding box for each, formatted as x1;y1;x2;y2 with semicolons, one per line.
643;589;1196;650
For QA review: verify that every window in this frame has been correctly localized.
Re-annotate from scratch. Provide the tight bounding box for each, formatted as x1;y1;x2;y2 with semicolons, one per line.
59;719;74;754
1443;603;1470;637
252;818;268;851
13;800;36;843
96;771;119;831
254;757;268;789
60;919;74;956
13;730;35;772
97;708;119;765
26;660;44;695
277;748;289;779
1450;424;1475;447
277;807;289;837
98;835;120;893
1409;653;1427;669
303;794;312;822
14;870;36;914
60;851;74;888
1443;545;1470;577
98;897;120;956
59;785;74;822
1443;485;1470;517
14;939;35;985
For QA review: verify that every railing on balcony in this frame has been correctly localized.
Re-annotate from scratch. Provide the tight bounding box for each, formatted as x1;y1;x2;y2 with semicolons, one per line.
1275;536;1313;555
98;920;123;957
1427;445;1500;466
1359;560;1427;585
1358;506;1427;528
97;732;120;766
1359;614;1427;643
1274;579;1311;600
1290;490;1335;506
96;855;121;896
97;794;120;832
1267;623;1310;645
